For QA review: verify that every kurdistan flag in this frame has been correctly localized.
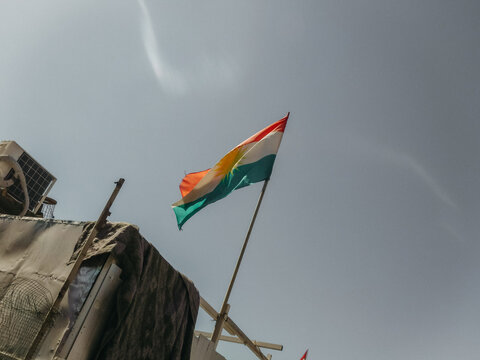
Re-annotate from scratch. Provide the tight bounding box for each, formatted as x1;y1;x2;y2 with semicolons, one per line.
172;113;289;229
300;350;308;360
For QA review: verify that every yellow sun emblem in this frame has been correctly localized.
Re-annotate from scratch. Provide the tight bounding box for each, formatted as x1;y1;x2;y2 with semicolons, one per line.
214;146;246;179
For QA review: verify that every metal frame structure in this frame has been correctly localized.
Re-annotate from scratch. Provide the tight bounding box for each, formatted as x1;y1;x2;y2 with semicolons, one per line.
25;179;125;360
55;256;122;360
0;141;56;215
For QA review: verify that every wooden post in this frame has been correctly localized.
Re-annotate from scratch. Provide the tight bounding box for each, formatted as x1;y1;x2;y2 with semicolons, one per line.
194;330;283;352
197;296;283;360
24;178;125;360
211;179;270;348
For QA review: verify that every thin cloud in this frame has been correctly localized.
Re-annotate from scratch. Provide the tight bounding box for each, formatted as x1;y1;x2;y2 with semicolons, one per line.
137;0;239;95
325;132;457;209
137;0;187;95
391;151;457;209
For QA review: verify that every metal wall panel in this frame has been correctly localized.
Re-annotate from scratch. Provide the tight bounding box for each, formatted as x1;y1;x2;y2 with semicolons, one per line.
190;335;226;360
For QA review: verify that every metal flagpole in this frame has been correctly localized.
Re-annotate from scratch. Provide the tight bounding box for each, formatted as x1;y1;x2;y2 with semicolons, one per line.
211;179;270;349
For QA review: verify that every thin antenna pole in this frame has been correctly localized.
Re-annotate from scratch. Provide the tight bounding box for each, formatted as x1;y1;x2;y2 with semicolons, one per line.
211;179;270;349
25;178;125;360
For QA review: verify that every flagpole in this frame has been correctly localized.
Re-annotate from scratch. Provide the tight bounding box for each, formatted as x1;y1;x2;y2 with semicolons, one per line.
211;179;270;349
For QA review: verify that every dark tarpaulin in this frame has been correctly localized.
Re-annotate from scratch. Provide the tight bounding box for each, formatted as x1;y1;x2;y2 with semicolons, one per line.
72;222;200;360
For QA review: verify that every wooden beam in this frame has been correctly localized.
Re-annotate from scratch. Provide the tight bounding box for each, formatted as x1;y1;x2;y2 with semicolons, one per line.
200;297;236;336
194;331;283;351
224;316;269;360
198;296;283;360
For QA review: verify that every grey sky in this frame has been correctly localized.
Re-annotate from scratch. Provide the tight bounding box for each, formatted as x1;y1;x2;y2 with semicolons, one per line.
1;1;480;359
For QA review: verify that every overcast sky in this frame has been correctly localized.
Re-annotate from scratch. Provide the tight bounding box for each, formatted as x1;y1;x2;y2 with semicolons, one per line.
2;1;480;359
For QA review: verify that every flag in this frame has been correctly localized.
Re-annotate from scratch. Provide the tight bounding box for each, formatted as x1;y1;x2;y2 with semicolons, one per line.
300;350;308;360
172;113;289;229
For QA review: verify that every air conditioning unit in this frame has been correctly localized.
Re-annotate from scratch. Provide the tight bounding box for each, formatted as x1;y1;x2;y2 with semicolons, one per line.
0;140;56;214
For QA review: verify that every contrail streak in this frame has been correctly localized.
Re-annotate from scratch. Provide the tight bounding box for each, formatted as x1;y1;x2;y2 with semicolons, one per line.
325;133;457;209
393;152;457;209
137;0;186;94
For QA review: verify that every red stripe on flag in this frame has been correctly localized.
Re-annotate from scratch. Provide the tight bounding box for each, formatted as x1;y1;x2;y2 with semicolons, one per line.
237;113;289;147
178;114;289;198
179;169;210;197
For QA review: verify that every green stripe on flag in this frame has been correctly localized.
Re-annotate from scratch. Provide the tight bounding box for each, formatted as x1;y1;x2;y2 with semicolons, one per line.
173;154;276;229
